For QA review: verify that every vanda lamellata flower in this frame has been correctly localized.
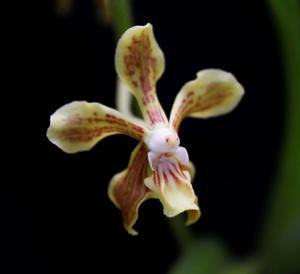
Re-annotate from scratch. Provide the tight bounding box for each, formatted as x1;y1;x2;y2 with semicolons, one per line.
47;23;244;235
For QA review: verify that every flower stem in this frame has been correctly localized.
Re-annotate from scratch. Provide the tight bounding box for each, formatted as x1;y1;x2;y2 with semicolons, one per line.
110;0;137;116
168;215;194;250
110;0;133;39
261;1;300;272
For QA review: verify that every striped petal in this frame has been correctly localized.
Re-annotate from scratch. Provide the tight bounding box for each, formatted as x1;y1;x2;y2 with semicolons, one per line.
186;161;201;225
108;143;155;235
115;23;168;127
144;153;199;218
169;69;244;131
47;101;149;153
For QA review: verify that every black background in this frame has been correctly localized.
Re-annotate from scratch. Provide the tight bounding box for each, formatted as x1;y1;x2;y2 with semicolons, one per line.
5;0;284;273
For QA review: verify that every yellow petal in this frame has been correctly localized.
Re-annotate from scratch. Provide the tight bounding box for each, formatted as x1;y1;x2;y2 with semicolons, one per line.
186;161;196;182
108;143;155;235
182;162;201;225
144;153;200;218
186;195;201;225
47;101;149;153
169;69;244;131
115;23;168;127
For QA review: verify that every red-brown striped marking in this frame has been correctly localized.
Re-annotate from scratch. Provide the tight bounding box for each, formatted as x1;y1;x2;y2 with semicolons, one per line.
111;143;150;228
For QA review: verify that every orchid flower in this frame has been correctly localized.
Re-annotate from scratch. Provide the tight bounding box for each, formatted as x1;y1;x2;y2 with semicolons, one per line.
47;23;244;235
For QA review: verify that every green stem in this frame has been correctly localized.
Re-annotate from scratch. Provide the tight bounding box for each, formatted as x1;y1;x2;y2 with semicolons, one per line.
110;0;133;39
261;1;300;273
169;215;194;250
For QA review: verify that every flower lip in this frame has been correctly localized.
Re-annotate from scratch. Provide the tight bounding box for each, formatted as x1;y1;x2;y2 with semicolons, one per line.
146;127;180;153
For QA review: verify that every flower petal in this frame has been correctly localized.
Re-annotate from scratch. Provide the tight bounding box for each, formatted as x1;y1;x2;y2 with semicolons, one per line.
185;161;200;224
115;23;168;127
169;69;244;131
186;195;201;225
144;154;199;218
108;142;155;235
187;161;196;181
47;101;149;153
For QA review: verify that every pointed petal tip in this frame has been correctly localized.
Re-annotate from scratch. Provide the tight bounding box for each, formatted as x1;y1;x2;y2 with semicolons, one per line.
196;68;245;97
126;227;139;236
185;208;201;226
163;203;199;218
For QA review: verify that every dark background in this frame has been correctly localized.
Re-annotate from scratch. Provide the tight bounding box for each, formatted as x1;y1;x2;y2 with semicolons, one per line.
5;0;284;273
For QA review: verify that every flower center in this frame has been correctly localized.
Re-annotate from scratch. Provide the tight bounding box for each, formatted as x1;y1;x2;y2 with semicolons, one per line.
146;127;189;171
146;127;180;153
